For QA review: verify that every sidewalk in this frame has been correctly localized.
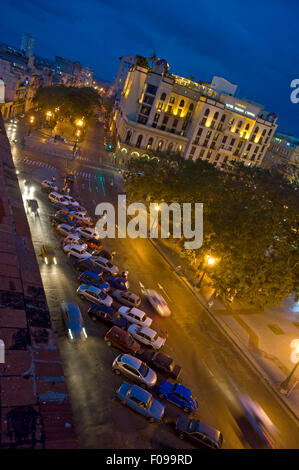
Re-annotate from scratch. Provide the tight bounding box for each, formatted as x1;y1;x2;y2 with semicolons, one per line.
150;236;299;420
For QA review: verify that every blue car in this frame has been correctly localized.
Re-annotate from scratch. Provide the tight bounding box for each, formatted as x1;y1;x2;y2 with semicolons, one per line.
60;301;87;342
79;270;110;292
74;258;104;275
156;381;198;413
116;382;165;422
108;276;129;291
87;304;128;328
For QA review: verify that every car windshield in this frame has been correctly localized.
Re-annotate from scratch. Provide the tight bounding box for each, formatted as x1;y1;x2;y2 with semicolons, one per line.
107;261;113;268
140;314;146;322
188;420;198;433
138;362;149;377
99;292;107;300
152;333;158;342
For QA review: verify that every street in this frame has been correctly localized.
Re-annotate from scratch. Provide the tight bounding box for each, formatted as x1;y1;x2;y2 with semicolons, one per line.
6;118;299;449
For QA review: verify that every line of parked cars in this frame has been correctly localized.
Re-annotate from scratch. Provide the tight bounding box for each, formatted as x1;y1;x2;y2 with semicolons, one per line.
41;179;224;450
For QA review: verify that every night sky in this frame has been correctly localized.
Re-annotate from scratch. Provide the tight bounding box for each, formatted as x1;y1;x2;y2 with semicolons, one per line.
2;0;299;136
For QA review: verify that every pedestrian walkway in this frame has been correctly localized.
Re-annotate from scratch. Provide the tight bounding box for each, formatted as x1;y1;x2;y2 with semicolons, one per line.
150;237;299;419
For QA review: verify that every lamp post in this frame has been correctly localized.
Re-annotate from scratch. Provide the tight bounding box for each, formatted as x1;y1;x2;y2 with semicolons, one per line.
28;115;35;135
197;255;217;289
280;340;299;394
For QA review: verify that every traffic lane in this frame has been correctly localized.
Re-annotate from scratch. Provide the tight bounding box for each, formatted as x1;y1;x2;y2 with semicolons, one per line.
18;172;197;449
100;234;299;449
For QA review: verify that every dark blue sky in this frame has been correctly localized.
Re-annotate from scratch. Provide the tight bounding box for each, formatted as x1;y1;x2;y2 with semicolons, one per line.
2;0;299;135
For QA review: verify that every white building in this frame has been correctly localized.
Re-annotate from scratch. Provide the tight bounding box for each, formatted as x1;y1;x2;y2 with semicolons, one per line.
112;62;277;170
112;55;136;105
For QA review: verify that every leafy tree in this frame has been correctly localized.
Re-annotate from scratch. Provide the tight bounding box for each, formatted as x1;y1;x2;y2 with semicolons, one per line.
125;156;299;308
135;55;150;69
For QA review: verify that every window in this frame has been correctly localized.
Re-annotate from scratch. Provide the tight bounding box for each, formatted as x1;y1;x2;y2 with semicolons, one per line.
215;153;220;161
197;128;203;137
206;151;212;159
262;129;266;136
160;92;166;101
125;130;132;144
143;94;154;105
169;96;175;104
146;84;158;95
147;137;153;149
176;109;182;117
190;146;196;155
222;136;227;143
245;123;250;130
230;138;236;146
221;114;226;122
179;99;185;107
199;149;205;158
189;103;194;110
237;120;243;128
166;105;173;114
168;143;173;152
136;134;143;148
214;111;219;119
157;140;164;150
140;105;151;116
157;101;163;110
204;108;210;116
153;113;160;122
268;128;273;136
138;115;148;125
162;116;169;125
247;143;252;151
201;117;207;126
172;119;178;127
178;145;183;153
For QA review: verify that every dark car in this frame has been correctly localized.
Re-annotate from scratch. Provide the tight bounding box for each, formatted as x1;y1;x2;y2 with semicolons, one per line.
85;238;103;251
91;249;115;261
175;414;223;449
26;199;39;216
79;270;110;291
50;213;76;227
61;301;87;342
140;350;181;380
108;276;129;291
73;258;104;274
66;174;75;184
87;304;128;329
41;244;57;265
104;326;142;355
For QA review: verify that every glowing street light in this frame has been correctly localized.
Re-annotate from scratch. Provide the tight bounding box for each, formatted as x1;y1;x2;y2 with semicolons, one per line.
76;119;84;127
197;254;219;289
29;116;35;124
76;129;81;137
46;111;53;117
154;204;160;212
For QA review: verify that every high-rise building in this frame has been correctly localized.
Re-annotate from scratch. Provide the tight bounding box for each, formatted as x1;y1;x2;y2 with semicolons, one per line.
112;60;277;171
21;33;35;57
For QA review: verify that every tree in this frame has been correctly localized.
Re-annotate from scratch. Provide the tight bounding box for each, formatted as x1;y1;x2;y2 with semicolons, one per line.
135;55;150;69
125;156;299;308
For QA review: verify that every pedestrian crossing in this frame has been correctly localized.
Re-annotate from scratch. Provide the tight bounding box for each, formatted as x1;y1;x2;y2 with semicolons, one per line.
22;157;56;170
21;157;104;181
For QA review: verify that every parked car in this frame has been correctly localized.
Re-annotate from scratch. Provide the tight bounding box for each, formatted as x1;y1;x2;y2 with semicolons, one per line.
63;195;80;207
104;326;141;355
93;256;119;275
63;244;92;260
111;290;141;307
60;301;87;342
140;350;181;380
48;191;69;205
51;213;75;227
156;381;198;413
87;304;128;329
41;244;57;265
79;270;110;292
41;180;59;192
73;258;103;274
77;284;113;307
56;210;74;220
77;227;99;240
91;249;115;261
128;325;166;350
145;289;171;317
112;354;157;388
70;211;93;226
108;276;129;291
55;223;76;236
116;383;164;422
175;414;223;449
61;233;87;249
118;306;152;327
85;238;103;251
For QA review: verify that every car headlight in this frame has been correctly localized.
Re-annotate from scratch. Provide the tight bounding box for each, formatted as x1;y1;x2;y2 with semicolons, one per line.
68;329;73;340
82;327;88;339
53;257;57;265
44;257;48;264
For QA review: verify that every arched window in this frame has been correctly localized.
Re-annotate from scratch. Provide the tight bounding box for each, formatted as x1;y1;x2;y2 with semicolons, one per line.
147;137;153;149
221;114;226;122
245;123;250;130
168;143;173;152
253;126;259;133
169;96;175;104
237;120;243;128
157;140;164;150
204;108;210;116
136;134;143;148
214;111;219;119
179;99;185;107
262;129;266;136
160;92;166;101
189;103;194;111
125;130;131;144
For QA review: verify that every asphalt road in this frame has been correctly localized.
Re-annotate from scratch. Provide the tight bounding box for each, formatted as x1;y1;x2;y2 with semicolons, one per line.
6;119;299;449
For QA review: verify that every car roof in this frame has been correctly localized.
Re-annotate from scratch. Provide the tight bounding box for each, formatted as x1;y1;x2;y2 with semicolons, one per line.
59;224;73;230
174;383;192;400
128;308;144;318
131;385;151;403
120;354;141;369
70;244;85;252
82;284;101;294
139;326;156;338
194;421;221;442
155;352;172;367
81;270;99;280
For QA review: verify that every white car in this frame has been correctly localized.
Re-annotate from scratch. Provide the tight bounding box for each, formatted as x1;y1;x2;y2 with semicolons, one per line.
63;244;92;260
145;289;171;317
63;195;80;207
118;306;152;327
77;284;113;307
48;191;69;205
55;223;75;236
127;325;166;350
70;211;93;225
77;227;99;240
41;180;59;192
93;256;119;275
62;233;87;249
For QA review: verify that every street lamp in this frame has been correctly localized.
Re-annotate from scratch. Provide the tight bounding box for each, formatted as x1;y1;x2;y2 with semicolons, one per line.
46;111;53;118
280;340;299;394
29;116;35;124
197;255;218;289
75;119;84;127
150;204;161;234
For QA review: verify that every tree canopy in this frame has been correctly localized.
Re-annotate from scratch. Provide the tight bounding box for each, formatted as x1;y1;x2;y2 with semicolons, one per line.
125;154;299;308
33;85;102;122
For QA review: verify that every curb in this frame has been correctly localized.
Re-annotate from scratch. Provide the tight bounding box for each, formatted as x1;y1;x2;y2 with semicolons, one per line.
148;238;299;423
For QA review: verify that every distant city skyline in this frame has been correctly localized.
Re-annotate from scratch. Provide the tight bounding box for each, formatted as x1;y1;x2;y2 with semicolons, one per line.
2;0;298;136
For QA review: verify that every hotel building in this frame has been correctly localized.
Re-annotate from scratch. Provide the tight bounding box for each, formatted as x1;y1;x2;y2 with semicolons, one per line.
262;132;299;174
112;61;277;170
